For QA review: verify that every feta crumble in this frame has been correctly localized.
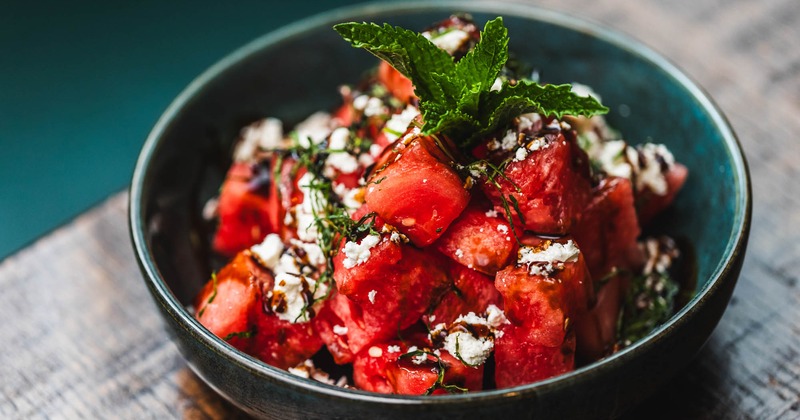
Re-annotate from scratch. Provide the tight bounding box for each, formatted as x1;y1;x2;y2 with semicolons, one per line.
368;289;377;304
342;234;381;269
333;325;348;336
295;112;333;148
383;105;420;142
250;233;284;270
517;240;581;276
423;28;470;54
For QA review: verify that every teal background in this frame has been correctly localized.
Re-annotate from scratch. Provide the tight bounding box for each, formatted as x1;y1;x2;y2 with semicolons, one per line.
0;0;371;259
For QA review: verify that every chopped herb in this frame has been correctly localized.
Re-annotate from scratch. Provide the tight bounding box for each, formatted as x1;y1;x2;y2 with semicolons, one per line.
616;271;679;347
223;327;256;341
334;18;607;149
197;272;218;318
399;349;469;394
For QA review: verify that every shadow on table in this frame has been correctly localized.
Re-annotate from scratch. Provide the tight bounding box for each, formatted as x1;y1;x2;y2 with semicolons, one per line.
175;367;251;419
621;330;731;419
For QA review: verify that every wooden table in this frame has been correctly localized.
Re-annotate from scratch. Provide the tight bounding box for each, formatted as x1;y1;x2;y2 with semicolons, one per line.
2;0;798;418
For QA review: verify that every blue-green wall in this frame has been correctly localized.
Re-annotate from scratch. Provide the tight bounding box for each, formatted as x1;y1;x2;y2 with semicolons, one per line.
0;0;375;259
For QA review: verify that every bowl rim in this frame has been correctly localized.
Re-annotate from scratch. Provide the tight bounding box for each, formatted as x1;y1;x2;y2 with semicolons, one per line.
129;0;751;407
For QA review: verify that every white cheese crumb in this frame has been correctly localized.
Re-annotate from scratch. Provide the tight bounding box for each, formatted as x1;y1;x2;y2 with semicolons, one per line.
444;332;494;366
518;112;542;132
424;28;470;54
527;137;547;152
288;239;326;267
324;127;360;176
368;289;377;304
412;353;429;365
363;97;386;117
295;111;332;148
518;240;580;265
234;118;284;162
485;304;510;329
500;129;518;151
386;345;401;354
251;233;284;270
272;273;314;323
485;209;498;218
333;325;348;336
454;249;464;258
636;143;675;196
383;105;420;142
295;172;328;242
342;234;381;269
514;146;528;162
497;224;509;234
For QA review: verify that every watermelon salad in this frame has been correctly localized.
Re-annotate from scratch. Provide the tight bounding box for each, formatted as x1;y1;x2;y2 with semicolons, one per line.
194;15;688;394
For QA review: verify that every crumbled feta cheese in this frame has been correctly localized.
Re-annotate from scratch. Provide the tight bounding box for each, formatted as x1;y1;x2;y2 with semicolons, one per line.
412;353;429;365
518;240;580;265
342;234;381;269
406;346;418;353
440;306;508;366
596;140;633;179
518;112;542;132
275;253;302;276
454;249;464;258
383;105;420;142
251;233;284;270
333;183;362;212
295;172;328;242
514;146;528;162
635;143;675;196
368;289;377;304
485;209;498;218
386;345;401;354
352;95;369;111
324;127;360;177
424;28;470;54
234;118;283;161
485;304;509;329
497;224;509;234
271;273;317;323
500;129;518;150
333;325;348;336
295;112;332;148
363;97;386;117
527;137;548;152
444;331;494;366
288;239;326;267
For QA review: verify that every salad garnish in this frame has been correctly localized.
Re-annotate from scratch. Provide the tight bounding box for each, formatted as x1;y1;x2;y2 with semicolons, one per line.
334;17;608;148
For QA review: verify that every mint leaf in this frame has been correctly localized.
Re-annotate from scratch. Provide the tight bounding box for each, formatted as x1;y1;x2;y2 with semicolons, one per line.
454;17;508;94
334;17;608;150
333;22;453;103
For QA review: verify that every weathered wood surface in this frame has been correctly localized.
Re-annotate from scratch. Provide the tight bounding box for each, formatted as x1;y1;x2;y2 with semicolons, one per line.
1;0;798;418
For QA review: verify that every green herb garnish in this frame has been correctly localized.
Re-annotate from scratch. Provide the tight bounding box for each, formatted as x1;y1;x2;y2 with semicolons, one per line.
334;17;608;148
223;328;256;341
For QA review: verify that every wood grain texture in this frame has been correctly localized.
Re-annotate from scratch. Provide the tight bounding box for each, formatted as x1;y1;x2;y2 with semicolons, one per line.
1;0;799;418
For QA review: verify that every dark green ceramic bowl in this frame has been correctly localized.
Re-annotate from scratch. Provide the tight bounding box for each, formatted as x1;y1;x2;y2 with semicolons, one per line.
129;1;750;418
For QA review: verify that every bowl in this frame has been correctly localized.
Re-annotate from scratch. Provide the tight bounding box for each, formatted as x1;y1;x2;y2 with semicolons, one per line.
129;1;751;418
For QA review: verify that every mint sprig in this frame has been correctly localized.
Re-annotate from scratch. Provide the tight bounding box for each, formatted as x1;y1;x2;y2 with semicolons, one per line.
334;17;608;148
